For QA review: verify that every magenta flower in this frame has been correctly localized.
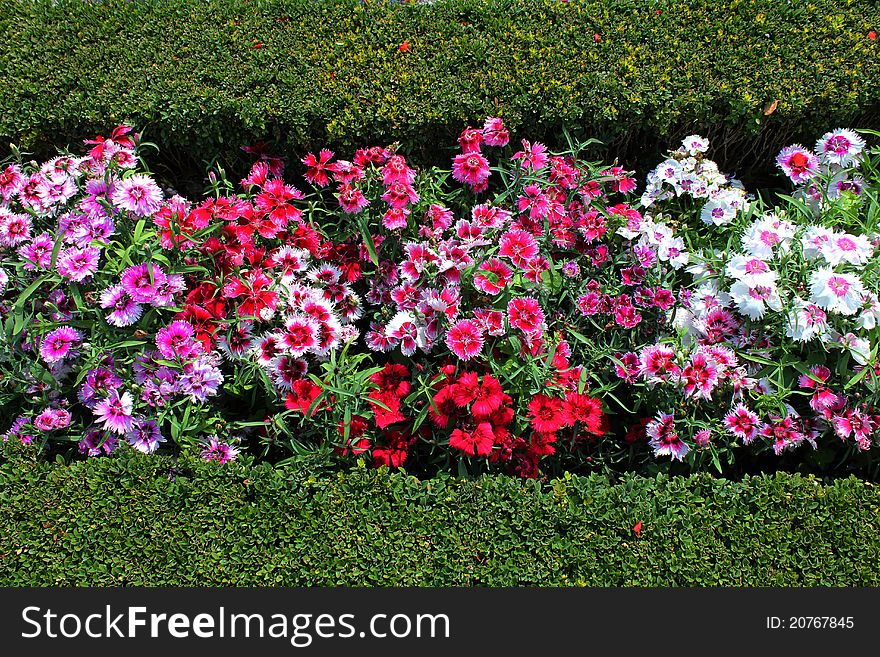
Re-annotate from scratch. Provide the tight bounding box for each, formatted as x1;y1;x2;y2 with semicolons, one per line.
111;174;163;216
39;326;82;363
155;320;199;359
120;262;167;303
776;145;819;184
56;246;101;282
452;152;491;189
445;319;485;361
93;390;135;434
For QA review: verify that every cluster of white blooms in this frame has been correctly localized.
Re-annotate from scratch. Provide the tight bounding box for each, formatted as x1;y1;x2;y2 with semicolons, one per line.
641;135;750;226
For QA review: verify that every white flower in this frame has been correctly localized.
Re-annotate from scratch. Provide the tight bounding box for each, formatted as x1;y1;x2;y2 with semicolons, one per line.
815;128;866;167
658;236;689;269
682;135;710;155
700;198;737;226
741;214;796;259
801;226;834;261
809;267;866;315
729;280;782;321
725;254;778;288
784;299;829;342
857;293;880;330
822;232;873;267
840;333;871;366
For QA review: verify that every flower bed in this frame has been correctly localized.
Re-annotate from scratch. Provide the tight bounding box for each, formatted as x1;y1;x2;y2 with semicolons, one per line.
1;119;879;479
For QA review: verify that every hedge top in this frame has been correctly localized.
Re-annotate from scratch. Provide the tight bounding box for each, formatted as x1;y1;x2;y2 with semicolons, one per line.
0;0;878;173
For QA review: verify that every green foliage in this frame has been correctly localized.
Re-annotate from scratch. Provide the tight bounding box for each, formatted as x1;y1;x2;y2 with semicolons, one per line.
1;446;878;585
0;0;878;179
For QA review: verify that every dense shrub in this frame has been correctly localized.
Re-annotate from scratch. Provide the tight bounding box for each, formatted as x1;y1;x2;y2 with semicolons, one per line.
0;0;878;181
1;448;878;586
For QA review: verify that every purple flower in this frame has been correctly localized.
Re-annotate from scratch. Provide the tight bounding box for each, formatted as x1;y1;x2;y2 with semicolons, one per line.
100;284;143;327
78;429;119;457
56;246;101;282
93;390;135;434
155;320;199;360
111;174;163;216
120;263;168;303
39;326;82;363
125;418;165;454
178;356;224;402
200;436;240;464
77;367;124;409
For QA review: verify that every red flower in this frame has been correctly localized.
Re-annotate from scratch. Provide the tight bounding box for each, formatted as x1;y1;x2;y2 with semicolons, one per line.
285;379;324;416
369;390;407;429
370;363;411;398
593;33;601;43
399;41;411;52
869;30;877;40
527;395;571;433
633;521;643;538
372;429;413;468
430;384;458;428
449;423;494;457
563;392;606;436
471;375;504;419
335;415;370;456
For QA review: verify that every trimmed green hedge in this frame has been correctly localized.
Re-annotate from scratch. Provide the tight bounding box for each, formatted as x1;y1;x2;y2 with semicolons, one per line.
1;449;879;585
1;0;879;178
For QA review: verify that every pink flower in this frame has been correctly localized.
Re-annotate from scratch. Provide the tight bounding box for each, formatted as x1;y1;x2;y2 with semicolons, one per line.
474;258;512;295
446;319;485;360
723;404;761;444
281;315;321;356
337;184;370;214
481;117;509;147
111;174;163;216
120;263;168;303
382;154;416;186
457;126;484;154
512;139;549;171
776;145;819;184
382;207;410;230
452;152;491;189
646;412;689;461
156;320;200;360
39;326;82;363
498;229;539;267
94;390;135;435
56;246;101;282
507;297;544;334
302;149;335;187
638;345;679;382
381;182;419;209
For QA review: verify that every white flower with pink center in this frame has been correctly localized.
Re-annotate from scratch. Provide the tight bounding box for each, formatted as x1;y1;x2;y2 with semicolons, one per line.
823;232;873;267
809;267;865;315
725;254;778;288
741;214;795;259
801;226;834;261
784;299;830;342
815;129;865;167
729;280;782;320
